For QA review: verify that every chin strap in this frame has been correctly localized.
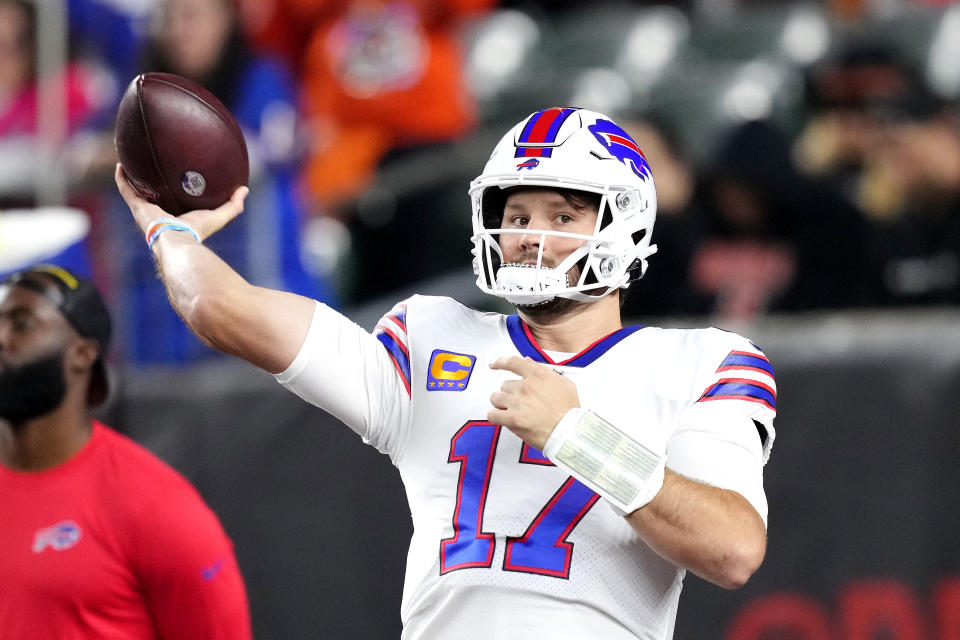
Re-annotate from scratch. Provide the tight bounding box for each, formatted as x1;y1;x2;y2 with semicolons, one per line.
495;263;570;305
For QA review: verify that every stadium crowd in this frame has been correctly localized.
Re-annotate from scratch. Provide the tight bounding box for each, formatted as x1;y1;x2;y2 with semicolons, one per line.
2;0;958;362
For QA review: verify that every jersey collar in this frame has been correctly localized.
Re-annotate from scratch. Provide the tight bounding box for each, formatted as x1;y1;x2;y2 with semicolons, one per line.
506;315;644;368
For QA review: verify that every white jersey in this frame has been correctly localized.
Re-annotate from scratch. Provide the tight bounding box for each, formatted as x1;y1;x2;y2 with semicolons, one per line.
276;295;776;640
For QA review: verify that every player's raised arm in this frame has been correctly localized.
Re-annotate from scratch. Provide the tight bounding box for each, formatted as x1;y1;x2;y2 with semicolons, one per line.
115;165;315;373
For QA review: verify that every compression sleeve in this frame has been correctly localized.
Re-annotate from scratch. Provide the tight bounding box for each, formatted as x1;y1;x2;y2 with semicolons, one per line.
273;301;411;458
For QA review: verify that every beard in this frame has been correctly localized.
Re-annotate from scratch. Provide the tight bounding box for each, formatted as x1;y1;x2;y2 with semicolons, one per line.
515;295;582;318
0;350;68;425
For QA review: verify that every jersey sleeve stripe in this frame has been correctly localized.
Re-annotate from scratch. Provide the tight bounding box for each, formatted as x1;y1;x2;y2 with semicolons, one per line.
698;378;777;410
377;311;407;336
377;325;409;358
717;351;774;377
389;309;407;332
376;331;411;396
698;392;776;411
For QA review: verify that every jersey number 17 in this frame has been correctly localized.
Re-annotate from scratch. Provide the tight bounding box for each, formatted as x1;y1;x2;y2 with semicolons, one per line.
440;421;600;579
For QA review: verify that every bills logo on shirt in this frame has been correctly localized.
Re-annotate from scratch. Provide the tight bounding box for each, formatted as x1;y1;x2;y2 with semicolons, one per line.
427;350;476;391
32;520;82;553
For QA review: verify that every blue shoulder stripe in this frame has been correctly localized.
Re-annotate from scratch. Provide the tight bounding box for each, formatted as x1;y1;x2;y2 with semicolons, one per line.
717;351;774;377
377;331;411;389
700;380;776;410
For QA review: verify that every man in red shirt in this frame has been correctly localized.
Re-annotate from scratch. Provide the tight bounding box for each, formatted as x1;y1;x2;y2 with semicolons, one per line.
0;264;252;640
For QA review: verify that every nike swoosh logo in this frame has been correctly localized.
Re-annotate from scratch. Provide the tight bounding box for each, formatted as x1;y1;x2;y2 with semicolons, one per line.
201;558;226;581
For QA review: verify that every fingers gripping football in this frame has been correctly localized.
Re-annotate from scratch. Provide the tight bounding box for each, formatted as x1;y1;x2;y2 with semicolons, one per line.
115;163;247;242
488;356;580;451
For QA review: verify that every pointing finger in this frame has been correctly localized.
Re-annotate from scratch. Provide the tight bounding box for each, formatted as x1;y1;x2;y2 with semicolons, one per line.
490;356;537;377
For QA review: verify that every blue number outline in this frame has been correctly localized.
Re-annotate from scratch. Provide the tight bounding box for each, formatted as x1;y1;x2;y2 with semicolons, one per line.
439;421;599;578
439;421;501;574
503;477;600;578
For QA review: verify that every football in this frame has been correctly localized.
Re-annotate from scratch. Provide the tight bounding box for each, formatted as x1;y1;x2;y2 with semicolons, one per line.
115;72;248;216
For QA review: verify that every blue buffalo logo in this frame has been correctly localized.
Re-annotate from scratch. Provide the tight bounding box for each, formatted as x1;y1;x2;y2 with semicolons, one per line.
588;119;652;181
516;158;540;171
32;521;82;553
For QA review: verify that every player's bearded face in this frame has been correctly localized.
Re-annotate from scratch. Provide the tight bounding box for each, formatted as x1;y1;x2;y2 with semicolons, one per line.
0;347;68;425
497;188;599;314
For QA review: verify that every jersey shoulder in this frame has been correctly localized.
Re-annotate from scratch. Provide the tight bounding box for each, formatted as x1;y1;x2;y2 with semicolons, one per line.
375;295;502;347
683;327;777;461
372;296;502;398
634;325;774;380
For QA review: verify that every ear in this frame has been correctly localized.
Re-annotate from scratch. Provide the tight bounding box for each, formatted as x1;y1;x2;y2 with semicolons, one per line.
65;337;99;375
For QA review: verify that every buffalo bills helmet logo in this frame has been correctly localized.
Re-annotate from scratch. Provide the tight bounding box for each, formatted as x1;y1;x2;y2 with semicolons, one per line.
516;158;540;171
588;119;652;181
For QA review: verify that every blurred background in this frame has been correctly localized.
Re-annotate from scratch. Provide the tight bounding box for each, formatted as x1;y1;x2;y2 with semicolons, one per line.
2;0;960;637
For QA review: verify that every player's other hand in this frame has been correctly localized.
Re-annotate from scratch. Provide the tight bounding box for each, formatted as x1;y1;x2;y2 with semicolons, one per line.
488;356;580;451
114;163;248;241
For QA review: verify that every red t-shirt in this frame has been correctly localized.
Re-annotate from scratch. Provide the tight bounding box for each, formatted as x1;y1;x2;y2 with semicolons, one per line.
0;421;252;639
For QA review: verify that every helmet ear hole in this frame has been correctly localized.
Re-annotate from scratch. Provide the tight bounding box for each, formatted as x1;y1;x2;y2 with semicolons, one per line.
482;187;507;229
577;256;597;286
599;204;613;231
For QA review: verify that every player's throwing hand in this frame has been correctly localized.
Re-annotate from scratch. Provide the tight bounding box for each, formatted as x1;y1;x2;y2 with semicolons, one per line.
488;356;580;451
114;163;248;243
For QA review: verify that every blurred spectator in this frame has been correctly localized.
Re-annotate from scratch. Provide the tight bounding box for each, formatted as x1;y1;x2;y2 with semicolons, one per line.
65;0;145;114
0;0;104;207
792;41;915;219
235;0;323;74
792;36;960;307
688;119;868;323
252;0;495;305
828;0;952;20
117;0;336;363
617;115;705;318
294;0;494;212
863;89;960;305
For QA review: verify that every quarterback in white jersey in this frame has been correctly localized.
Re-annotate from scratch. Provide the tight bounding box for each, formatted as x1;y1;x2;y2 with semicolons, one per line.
117;107;776;640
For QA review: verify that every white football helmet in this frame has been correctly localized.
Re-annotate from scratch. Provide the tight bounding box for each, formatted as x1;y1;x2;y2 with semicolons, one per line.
470;107;658;306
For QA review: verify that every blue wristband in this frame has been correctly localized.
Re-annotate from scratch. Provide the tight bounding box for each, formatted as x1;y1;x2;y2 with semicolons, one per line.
145;218;202;250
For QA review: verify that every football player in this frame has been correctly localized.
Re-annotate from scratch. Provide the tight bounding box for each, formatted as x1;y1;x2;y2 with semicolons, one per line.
117;107;775;639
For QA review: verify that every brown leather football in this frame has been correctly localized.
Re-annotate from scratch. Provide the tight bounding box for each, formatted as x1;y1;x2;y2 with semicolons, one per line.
115;72;249;216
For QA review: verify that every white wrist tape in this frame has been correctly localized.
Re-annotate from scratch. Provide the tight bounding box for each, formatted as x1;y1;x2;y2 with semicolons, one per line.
543;408;665;516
